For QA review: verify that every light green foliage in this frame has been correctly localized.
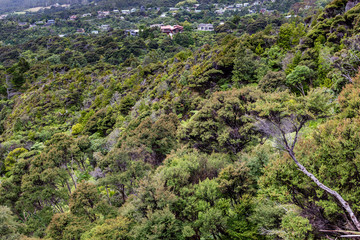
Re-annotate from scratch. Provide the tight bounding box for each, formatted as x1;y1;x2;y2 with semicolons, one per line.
279;208;313;240
263;45;285;71
254;88;333;124
250;201;313;239
277;23;306;50
1;1;360;239
160;149;231;193
72;123;84;135
81;216;131;240
259;116;360;230
4;147;27;174
131;207;184;240
0;205;22;240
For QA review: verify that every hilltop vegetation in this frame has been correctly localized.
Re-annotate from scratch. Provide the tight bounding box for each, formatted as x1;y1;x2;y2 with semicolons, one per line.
2;0;360;239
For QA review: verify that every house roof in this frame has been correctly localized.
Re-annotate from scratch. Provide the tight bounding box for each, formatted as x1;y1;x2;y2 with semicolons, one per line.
161;25;183;31
198;23;213;27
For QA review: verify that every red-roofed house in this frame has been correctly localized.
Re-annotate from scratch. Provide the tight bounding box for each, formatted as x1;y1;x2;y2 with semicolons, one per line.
160;25;183;34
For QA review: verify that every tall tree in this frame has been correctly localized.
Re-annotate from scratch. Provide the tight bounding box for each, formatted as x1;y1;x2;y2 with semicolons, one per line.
253;88;360;231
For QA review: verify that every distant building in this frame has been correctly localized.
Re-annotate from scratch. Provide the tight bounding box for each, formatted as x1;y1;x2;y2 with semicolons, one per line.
121;10;130;15
100;25;110;31
215;9;225;14
0;14;8;20
160;13;167;18
226;5;237;11
113;9;120;13
194;9;202;13
18;22;28;27
69;15;77;20
35;21;44;25
82;13;92;17
91;30;99;34
47;19;55;24
150;24;164;28
97;11;110;18
125;29;139;36
131;8;137;13
197;23;214;31
77;28;85;33
169;7;180;11
160;25;183;34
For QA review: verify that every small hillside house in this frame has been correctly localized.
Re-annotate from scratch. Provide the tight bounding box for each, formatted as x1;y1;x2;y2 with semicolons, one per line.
160;25;183;34
197;23;214;31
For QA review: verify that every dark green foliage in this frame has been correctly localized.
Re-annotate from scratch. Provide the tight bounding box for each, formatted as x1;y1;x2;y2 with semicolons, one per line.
118;95;136;115
6;58;30;88
174;32;194;47
69;182;102;222
180;88;260;154
1;1;360;239
258;71;287;92
118;113;179;164
286;65;314;95
83;108;115;136
232;48;259;84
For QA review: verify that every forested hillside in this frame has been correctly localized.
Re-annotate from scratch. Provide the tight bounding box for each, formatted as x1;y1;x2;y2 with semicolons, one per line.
0;0;303;14
2;0;360;239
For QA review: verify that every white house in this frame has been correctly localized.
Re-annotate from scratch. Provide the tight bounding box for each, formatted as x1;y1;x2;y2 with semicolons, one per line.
100;25;110;31
197;23;214;31
215;9;225;14
150;24;164;28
